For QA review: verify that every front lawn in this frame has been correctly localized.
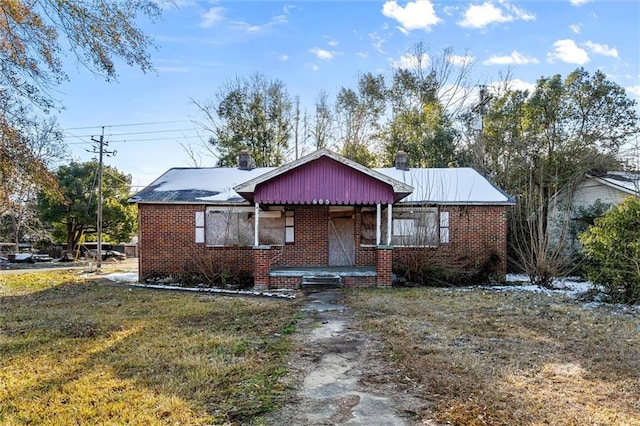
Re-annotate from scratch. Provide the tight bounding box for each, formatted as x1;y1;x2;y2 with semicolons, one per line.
346;287;640;425
0;272;301;425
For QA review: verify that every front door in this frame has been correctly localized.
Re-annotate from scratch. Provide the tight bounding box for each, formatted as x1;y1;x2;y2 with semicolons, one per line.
328;215;355;266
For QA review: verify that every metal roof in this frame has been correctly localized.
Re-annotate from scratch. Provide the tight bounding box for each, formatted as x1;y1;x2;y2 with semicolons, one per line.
129;150;514;206
587;171;640;197
376;167;516;205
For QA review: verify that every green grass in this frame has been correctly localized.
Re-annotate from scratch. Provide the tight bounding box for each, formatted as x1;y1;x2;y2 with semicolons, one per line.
345;287;640;425
0;272;302;425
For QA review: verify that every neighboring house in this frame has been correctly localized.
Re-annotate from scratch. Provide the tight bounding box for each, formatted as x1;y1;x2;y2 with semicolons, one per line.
130;149;515;289
548;171;640;253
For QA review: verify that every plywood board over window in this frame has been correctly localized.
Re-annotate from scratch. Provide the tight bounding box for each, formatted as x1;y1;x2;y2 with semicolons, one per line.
392;207;438;247
205;208;254;246
203;207;287;246
259;210;286;245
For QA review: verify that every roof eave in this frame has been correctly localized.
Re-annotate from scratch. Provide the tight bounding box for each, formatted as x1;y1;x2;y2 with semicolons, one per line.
400;201;517;206
589;175;640;197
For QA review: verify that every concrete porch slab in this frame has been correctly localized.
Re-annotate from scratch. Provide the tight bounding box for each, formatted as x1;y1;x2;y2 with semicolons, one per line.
269;266;377;278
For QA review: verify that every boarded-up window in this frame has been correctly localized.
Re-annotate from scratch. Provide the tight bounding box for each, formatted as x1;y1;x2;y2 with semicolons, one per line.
206;208;254;246
360;209;377;245
259;210;285;245
204;207;288;246
392;207;438;246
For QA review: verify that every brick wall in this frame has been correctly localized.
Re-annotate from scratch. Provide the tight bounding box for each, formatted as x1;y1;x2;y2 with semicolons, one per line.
138;203;508;285
271;206;329;267
138;204;253;280
393;205;508;277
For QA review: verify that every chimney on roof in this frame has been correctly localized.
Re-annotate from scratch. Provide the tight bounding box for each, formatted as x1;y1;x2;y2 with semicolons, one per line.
238;150;253;170
395;150;408;170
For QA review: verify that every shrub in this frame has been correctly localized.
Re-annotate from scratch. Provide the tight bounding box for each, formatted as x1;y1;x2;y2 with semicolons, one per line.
393;251;502;286
579;196;640;304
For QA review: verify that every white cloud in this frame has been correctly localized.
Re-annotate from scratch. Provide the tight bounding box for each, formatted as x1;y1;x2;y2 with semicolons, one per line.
505;3;535;22
157;0;195;8
278;54;288;61
490;78;536;94
368;32;387;54
229;12;288;34
626;85;640;98
310;47;335;61
548;39;590;65
447;54;474;67
382;0;441;32
458;1;534;29
484;51;539;65
393;52;430;69
200;7;224;28
327;40;339;47
570;23;582;34
570;0;591;5
585;41;619;58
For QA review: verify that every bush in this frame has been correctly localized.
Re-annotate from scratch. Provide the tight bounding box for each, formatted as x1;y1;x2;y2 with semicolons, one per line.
579;196;640;304
393;251;503;287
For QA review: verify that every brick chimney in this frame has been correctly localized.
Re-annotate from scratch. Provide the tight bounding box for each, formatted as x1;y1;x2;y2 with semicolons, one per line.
238;150;253;170
395;150;408;170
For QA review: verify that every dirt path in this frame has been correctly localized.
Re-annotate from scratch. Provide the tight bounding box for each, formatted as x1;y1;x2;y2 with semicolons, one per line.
263;289;429;425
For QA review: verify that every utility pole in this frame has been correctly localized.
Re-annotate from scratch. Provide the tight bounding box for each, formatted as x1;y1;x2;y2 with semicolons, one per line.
91;127;116;270
471;85;493;171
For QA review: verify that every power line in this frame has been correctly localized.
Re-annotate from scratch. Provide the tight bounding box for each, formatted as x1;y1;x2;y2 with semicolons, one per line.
62;119;194;131
66;134;207;145
62;127;203;139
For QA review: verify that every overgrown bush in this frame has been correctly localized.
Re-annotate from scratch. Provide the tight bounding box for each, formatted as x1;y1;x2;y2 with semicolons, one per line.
142;250;255;289
579;196;640;304
393;251;502;286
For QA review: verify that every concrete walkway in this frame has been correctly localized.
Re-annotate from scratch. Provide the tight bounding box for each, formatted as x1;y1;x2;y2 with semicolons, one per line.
264;289;417;425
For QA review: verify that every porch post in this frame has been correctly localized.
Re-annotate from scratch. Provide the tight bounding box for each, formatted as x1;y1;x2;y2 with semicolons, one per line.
376;246;393;287
253;246;271;290
376;203;381;246
386;203;393;245
254;202;260;246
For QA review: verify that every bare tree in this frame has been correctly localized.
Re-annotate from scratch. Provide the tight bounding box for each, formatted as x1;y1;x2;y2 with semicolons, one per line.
311;90;334;150
483;69;638;286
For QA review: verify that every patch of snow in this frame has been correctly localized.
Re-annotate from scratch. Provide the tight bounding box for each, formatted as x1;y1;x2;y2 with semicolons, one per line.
151;167;273;196
492;274;594;297
506;273;530;283
128;283;296;299
105;272;139;283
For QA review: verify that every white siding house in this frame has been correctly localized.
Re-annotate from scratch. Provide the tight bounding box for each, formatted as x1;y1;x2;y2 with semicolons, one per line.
548;171;640;254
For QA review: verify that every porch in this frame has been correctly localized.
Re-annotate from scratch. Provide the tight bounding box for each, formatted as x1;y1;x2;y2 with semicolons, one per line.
254;244;393;290
269;265;378;289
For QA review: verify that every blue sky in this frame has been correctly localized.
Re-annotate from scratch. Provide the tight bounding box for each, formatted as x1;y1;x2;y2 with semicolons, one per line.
55;0;640;189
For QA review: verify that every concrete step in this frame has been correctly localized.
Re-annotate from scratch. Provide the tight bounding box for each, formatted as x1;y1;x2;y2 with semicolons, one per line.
301;275;343;289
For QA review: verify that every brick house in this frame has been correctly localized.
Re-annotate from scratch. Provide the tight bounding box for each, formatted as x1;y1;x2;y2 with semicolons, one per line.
130;149;515;289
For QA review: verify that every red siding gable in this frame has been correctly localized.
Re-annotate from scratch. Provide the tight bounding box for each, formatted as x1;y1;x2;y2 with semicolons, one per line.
254;157;395;205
